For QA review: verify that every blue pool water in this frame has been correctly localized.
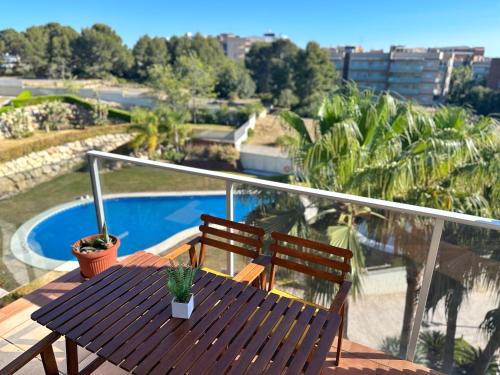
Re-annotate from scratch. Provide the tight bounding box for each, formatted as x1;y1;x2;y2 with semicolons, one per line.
27;195;257;261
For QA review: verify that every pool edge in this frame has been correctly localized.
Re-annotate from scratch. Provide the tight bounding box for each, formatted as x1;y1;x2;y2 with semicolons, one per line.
11;191;225;271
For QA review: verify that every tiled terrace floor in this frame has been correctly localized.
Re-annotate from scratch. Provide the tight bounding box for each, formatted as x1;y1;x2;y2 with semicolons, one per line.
0;259;441;374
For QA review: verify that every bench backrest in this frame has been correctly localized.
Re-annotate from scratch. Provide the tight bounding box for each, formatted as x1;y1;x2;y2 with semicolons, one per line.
198;214;265;264
269;231;353;289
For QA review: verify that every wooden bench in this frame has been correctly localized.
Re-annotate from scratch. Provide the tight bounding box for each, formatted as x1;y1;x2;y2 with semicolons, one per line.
164;214;267;287
266;231;353;366
0;331;60;375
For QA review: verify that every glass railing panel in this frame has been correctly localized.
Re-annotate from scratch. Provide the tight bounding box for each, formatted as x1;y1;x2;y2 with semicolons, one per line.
97;162;256;274
416;224;499;373
234;183;436;358
0;159;92;292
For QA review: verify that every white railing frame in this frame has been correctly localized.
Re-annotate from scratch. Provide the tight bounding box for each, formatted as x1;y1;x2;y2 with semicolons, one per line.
86;150;499;361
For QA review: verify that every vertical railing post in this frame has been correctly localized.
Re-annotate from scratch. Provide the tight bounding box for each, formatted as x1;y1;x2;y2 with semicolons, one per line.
88;154;105;233
406;218;444;361
225;181;235;276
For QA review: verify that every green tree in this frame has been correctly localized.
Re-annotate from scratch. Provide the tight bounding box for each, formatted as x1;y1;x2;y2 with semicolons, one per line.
277;88;299;108
44;23;78;78
448;65;500;115
215;60;255;99
471;307;500;375
146;64;189;112
425;225;499;373
129;106;189;159
129;108;161;157
448;65;475;104
167;33;226;72
0;29;32;74
132;35;169;81
294;41;336;115
23;25;48;76
155;105;189;153
264;88;498;358
73;23;132;78
190;33;226;68
245;39;299;97
175;55;215;122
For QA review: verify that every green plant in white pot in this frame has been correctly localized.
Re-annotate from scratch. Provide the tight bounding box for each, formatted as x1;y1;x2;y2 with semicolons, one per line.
164;260;198;319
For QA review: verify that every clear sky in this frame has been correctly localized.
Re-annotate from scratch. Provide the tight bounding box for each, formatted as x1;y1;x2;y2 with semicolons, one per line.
2;0;500;56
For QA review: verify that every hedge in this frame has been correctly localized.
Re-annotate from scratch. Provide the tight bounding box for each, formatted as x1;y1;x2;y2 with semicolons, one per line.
0;124;131;163
15;90;33;100
195;102;264;126
1;93;132;122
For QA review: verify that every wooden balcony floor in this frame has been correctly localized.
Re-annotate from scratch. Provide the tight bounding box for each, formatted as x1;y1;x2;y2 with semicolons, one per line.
0;260;441;374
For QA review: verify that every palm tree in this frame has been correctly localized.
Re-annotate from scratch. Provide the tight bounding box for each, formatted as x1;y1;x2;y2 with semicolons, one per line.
129;107;190;159
471;306;500;375
154;106;189;152
129;108;160;158
265;86;499;357
425;226;500;373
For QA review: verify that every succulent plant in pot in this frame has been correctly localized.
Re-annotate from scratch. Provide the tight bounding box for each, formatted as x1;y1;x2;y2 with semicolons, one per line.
164;260;198;319
72;223;120;278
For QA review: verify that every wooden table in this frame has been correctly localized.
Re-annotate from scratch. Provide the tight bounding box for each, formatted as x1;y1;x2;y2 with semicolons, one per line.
31;251;341;374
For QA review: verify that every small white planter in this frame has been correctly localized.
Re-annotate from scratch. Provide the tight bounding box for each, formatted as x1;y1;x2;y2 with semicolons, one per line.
171;294;194;319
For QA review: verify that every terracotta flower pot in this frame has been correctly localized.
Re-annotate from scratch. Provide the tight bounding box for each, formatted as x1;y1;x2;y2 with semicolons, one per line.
72;234;120;278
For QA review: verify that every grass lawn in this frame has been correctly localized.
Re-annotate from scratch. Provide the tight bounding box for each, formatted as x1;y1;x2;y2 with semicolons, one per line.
187;123;235;133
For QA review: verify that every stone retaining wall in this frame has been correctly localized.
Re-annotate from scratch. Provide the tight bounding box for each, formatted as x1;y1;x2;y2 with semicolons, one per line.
0;133;133;199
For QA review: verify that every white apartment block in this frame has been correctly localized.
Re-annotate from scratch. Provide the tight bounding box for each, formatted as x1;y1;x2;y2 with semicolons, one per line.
219;32;288;61
330;46;454;105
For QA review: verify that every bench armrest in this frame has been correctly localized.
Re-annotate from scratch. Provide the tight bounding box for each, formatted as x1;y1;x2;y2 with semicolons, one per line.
233;262;266;284
329;280;352;313
233;255;271;286
0;331;60;375
163;237;201;266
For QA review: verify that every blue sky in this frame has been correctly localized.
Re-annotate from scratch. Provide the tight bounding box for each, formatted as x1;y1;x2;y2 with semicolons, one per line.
2;0;500;56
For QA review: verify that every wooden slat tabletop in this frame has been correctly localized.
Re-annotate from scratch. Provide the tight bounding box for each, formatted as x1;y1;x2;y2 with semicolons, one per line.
32;251;341;374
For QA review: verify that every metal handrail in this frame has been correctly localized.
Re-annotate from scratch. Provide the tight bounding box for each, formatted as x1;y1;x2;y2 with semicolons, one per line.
86;150;499;363
87;150;499;230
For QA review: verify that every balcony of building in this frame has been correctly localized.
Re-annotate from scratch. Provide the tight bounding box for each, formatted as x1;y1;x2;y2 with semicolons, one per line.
0;151;497;374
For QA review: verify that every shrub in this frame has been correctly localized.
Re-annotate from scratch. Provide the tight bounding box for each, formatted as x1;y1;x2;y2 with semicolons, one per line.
0;108;35;139
208;144;239;164
194;102;263;126
93;100;109;126
5;94;131;123
108;107;132;122
15;90;32;100
40;101;73;132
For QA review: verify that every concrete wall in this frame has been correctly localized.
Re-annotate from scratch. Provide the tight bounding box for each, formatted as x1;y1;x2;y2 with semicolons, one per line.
0;79;156;109
232;109;267;150
239;144;292;175
0;133;133;199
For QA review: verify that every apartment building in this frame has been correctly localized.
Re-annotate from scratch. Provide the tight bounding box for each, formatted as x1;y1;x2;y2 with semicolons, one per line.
330;46;454;105
472;58;491;82
486;58;500;90
218;32;287;61
439;46;485;65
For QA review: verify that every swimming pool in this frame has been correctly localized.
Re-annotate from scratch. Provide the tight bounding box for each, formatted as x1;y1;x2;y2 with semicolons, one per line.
23;193;257;264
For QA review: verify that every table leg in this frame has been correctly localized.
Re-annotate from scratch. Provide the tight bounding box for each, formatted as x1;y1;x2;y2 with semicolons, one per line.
40;345;59;375
65;337;79;375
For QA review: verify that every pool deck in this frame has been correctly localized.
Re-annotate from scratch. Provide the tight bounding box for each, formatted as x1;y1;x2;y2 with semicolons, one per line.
0;255;441;374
